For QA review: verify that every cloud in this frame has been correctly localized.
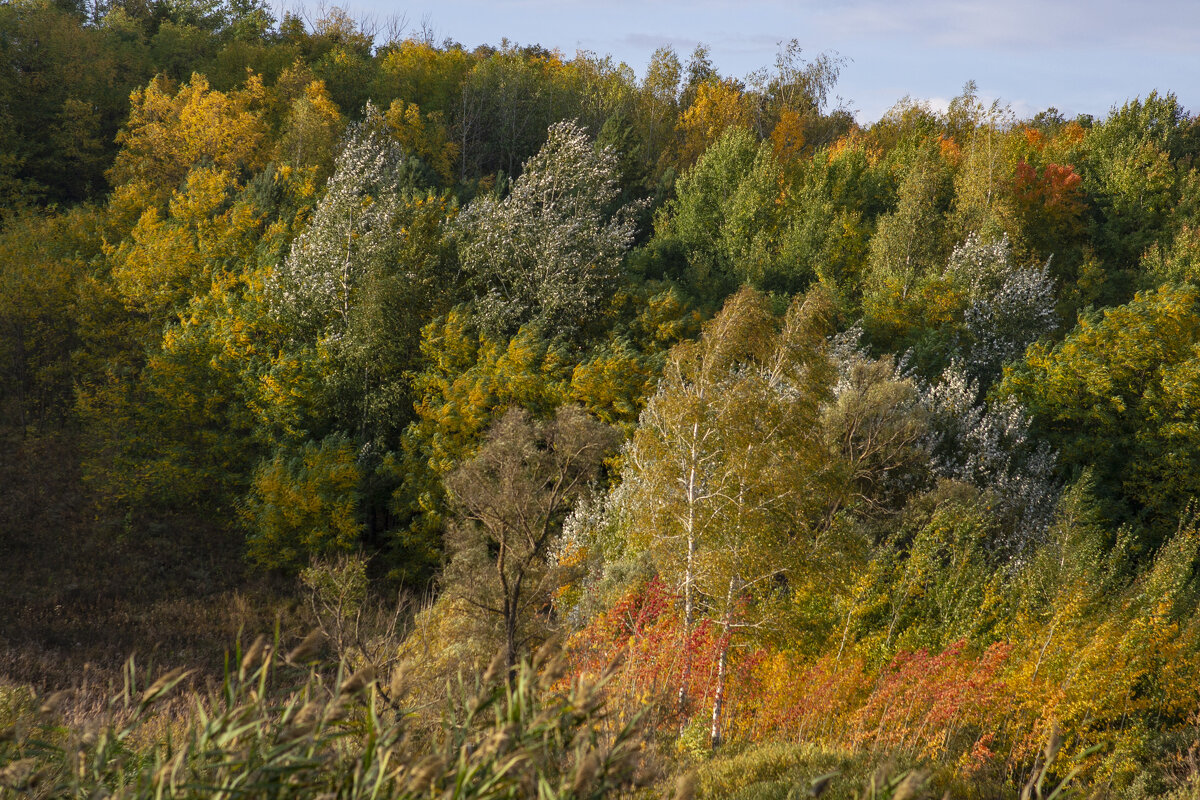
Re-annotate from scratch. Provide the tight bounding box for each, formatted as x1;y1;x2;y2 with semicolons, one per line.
616;32;698;52
810;0;1200;53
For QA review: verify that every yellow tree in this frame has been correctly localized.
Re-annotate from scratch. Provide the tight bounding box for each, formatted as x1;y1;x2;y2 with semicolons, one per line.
674;78;753;171
275;78;345;190
385;100;458;184
108;73;268;215
108;166;262;323
374;38;473;115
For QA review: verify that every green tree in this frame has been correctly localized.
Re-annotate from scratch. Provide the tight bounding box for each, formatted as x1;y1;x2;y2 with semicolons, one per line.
0;207;104;432
0;0;145;205
746;39;848;153
455;45;577;181
636;45;681;181
1002;283;1200;545
242;433;364;569
860;139;957;367
1079;92;1197;302
657;127;800;302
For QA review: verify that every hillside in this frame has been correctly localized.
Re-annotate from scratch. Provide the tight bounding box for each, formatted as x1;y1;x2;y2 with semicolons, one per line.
3;2;1200;797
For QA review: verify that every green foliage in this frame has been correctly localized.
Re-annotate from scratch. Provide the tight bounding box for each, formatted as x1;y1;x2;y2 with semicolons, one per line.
457;45;580;180
615;286;843;716
1140;223;1200;288
876;482;1004;652
860;140;957;368
408;312;574;476
243;434;364;569
658;127;797;301
14;21;1200;799
1079;92;1197;301
1003;284;1200;541
0;0;143;204
781;140;883;309
274;77;346;184
820;350;929;521
0;207;104;431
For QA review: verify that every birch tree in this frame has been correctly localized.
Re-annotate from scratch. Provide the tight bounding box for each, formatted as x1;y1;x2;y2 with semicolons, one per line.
615;286;839;746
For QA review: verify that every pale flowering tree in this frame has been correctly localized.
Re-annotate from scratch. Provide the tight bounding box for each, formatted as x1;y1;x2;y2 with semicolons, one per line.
829;323;1058;554
455;120;642;339
920;362;1059;552
266;105;450;450
946;233;1059;383
270;103;416;338
945;232;1014;298
964;262;1058;381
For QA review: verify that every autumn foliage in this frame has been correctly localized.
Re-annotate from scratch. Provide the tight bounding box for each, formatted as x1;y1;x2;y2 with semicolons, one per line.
6;8;1200;799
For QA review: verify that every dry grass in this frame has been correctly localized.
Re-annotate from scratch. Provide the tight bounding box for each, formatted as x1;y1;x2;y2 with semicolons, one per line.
0;430;298;691
0;635;654;800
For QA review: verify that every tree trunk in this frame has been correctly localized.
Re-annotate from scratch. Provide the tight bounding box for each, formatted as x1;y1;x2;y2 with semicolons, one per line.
710;633;729;749
677;529;695;722
710;576;736;750
677;421;700;720
505;603;518;679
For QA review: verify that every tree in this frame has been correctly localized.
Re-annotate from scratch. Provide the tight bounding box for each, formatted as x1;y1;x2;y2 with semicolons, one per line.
1002;284;1200;545
943;82;1020;244
1079;92;1196;301
636;45;681;180
0;207;103;432
385;99;458;184
455;45;575;180
674;78;752;171
821;344;930;523
109;165;261;324
271;104;419;336
865;140;953;292
108;72;267;213
242;434;364;569
615;287;840;746
658;127;795;301
861;140;957;367
455;120;640;339
374;38;472;116
268;103;456;447
946;233;1059;385
746;40;848;155
779;138;884;309
444;405;619;673
964;262;1058;383
920;363;1059;552
0;0;141;205
274;78;345;188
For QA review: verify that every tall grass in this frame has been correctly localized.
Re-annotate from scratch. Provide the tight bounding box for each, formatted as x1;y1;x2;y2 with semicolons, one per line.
0;633;653;799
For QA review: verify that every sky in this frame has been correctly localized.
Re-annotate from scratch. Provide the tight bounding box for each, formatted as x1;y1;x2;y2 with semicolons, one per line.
324;0;1200;124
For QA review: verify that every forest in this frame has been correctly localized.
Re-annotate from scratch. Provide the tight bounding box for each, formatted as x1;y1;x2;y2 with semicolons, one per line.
3;0;1200;797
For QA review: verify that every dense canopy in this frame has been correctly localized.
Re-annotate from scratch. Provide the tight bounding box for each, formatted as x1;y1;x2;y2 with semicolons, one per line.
3;4;1200;797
